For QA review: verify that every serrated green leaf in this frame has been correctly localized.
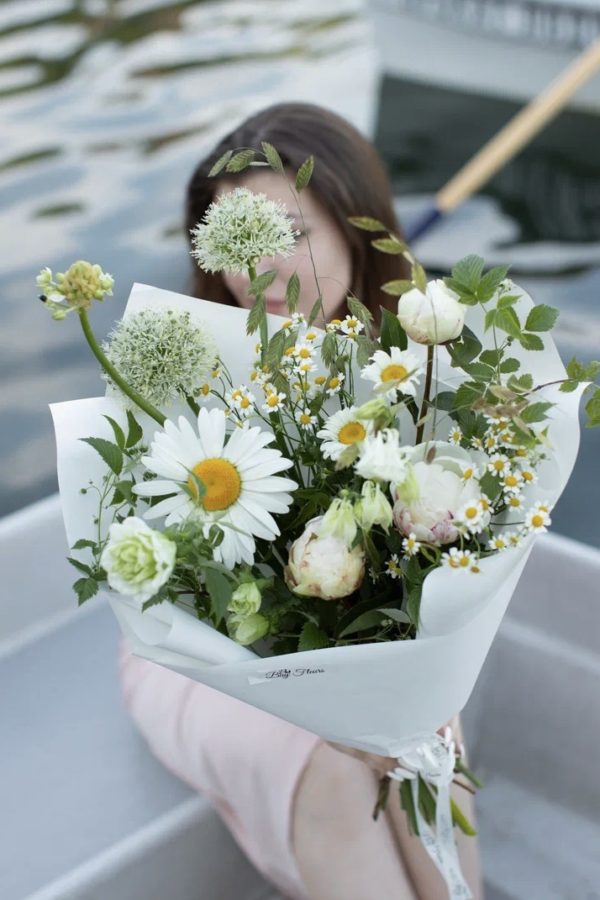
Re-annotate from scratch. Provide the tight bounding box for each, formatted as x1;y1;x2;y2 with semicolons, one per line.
308;295;323;325
447;326;482;368
453;381;486;411
521;401;553;423
406;582;422;628
495;306;522;339
451;255;485;291
68;556;93;575
204;568;232;625
519;332;545;351
249;269;277;297
74;576;98;605
261;141;284;173
285;271;300;313
508;373;533;392
484;308;497;331
371;237;405;255
479;348;502;367
585;387;600;427
321;331;337;367
347;216;387;232
347;295;374;327
298;622;329;651
499;357;520;373
103;415;125;450
265;329;286;370
246;295;266;336
497;293;519;309
115;479;135;502
339;609;383;638
125;410;143;448
477;265;509;302
225;148;255;173
525;304;559;333
381;279;412;296
80;436;123;475
295;155;314;192
208;149;233;177
356;335;378;367
462;362;495;381
380;307;407;352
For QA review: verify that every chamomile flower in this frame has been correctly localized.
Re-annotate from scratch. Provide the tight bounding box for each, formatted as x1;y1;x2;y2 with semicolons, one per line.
501;469;523;495
361;347;423;400
295;407;317;429
317;406;370;461
385;554;402;579
226;386;255;420
483;433;499;453
479;494;492;514
293;342;315;362
441;547;479;574
313;375;327;389
262;391;286;414
326;373;345;396
461;462;480;482
326;318;343;333
402;532;421;558
506;493;525;511
448;425;463;445
133;408;297;568
524;502;552;533
505;530;523;548
294;360;318;376
470;436;484;450
488;534;510;552
340;315;364;337
198;383;212;402
516;463;538;485
487;454;510;476
455;500;487;535
190;187;297;274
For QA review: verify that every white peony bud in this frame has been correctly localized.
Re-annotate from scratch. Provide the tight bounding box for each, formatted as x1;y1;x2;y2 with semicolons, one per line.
284;516;365;601
397;279;465;344
100;516;176;605
354;481;393;533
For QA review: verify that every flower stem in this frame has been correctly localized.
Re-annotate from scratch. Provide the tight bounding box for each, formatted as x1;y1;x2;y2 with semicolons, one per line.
416;344;434;444
78;309;166;426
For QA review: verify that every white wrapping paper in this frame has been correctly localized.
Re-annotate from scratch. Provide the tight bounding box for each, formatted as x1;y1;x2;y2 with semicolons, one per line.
51;282;583;756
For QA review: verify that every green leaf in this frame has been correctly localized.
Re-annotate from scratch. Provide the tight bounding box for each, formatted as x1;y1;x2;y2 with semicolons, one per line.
225;148;255;172
495;306;522;339
380;307;407;352
204;568;232;625
265;329;286;370
347;295;374;327
308;295;323;325
371;237;405;255
479;348;502;367
377;608;411;624
249;269;277;297
565;357;600;383
451;255;485;291
74;576;98;605
462;362;495;381
125;410;143;448
453;381;486;411
114;479;135;502
321;331;337;367
447;326;482;368
298;622;329;651
71;538;97;551
508;372;533;393
432;390;454;411
246;295;266;336
347;216;387;232
497;293;519;309
356;335;378;368
399;780;419;836
261;141;284;173
381;279;413;296
519;332;545;351
67;556;93;575
499;357;520;373
411;262;427;292
208;149;233;177
521;401;553;423
295;155;314;192
417;775;437;825
484;308;497;331
451;798;478;836
525;304;559;333
80;437;123;475
285;271;300;313
103;415;125;450
406;582;422;628
477;265;509;302
585;387;600;427
339;609;383;638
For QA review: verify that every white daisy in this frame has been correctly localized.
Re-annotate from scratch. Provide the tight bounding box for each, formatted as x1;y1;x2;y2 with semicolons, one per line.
292;342;315;362
385;554;402;579
262;391;286;414
317;406;370;462
326;373;345;396
340;315;364;336
455;500;487;535
488;534;510;552
500;469;523;495
361;347;424;400
460;462;480;482
441;547;479;574
448;425;463;445
295;407;317;429
506;493;525;512
487;453;510;476
524;502;552;533
326;318;343;333
133;409;297;569
402;532;421;558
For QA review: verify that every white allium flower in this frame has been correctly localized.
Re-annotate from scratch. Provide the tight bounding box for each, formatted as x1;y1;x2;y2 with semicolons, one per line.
103;309;218;409
37;261;114;317
355;429;408;483
190;187;297;274
361;347;423;400
100;517;176;605
284;515;365;600
397;279;465;344
317;407;370;462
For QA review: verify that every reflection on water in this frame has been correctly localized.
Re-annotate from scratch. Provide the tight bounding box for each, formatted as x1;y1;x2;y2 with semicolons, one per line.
0;0;598;547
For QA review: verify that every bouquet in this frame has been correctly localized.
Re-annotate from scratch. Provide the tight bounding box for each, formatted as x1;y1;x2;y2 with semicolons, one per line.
42;144;600;899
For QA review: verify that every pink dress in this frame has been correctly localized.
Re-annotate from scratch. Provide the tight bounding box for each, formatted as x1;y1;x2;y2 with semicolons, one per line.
118;637;321;900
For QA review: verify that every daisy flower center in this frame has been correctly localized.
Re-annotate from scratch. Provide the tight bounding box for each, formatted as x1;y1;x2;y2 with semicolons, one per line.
380;363;408;383
189;458;241;511
531;513;545;528
338;421;367;445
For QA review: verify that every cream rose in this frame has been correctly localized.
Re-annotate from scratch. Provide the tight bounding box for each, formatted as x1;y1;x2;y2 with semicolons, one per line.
100;516;176;605
397;279;465;344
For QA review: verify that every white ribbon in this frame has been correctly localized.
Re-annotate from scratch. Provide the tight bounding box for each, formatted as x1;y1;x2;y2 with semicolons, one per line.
388;729;473;900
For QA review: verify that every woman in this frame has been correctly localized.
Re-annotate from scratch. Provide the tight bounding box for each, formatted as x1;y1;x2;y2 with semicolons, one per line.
119;102;483;900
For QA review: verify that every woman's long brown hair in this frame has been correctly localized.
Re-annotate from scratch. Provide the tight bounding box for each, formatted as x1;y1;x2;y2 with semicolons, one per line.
184;102;410;330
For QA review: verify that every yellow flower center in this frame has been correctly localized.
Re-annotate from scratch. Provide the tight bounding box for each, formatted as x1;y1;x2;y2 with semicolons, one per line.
211;368;220;379
346;317;359;328
298;347;312;359
459;555;470;567
266;394;280;408
338;421;367;445
480;498;490;510
522;470;534;481
284;346;295;356
493;459;505;471
314;375;326;386
329;377;340;389
306;331;317;341
381;364;408;383
465;506;479;519
188;458;241;511
231;389;242;400
330;318;342;326
531;513;545;528
463;467;474;479
494;539;506;549
504;474;519;487
240;397;251;409
300;413;312;425
509;496;521;508
200;383;210;396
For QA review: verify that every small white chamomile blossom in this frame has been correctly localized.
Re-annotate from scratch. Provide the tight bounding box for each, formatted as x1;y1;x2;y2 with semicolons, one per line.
190;187;297;274
488;534;510;552
293;342;315;362
470;436;484;450
454;499;488;535
483;433;500;453
448;426;463;445
198;383;212;402
487;453;510;476
385;554;402;579
294;360;318;377
505;530;523;548
103;309;218;409
479;494;492;514
295;407;317;429
516;462;538;485
402;532;421;558
461;462;480;482
355;429;408;484
326;373;345;396
340;315;364;336
317;407;370;462
506;493;525;511
304;330;318;342
524;502;552;533
281;312;306;333
262;391;286;414
441;547;480;574
361;347;423;400
325;318;343;333
226;386;255;420
501;469;523;495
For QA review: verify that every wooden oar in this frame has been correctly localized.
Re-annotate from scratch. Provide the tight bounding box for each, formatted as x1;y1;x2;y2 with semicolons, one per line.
406;36;600;242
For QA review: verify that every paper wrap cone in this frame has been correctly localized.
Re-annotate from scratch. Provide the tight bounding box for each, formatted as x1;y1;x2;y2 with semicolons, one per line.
51;283;583;756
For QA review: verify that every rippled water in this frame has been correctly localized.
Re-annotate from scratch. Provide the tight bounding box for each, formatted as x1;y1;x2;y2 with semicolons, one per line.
0;0;598;545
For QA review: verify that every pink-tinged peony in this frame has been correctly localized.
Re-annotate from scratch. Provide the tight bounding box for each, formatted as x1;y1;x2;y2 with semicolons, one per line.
397;279;465;344
284;515;365;601
391;442;485;545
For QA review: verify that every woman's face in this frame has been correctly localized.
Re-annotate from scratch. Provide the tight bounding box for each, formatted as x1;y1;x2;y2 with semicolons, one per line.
216;169;352;322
